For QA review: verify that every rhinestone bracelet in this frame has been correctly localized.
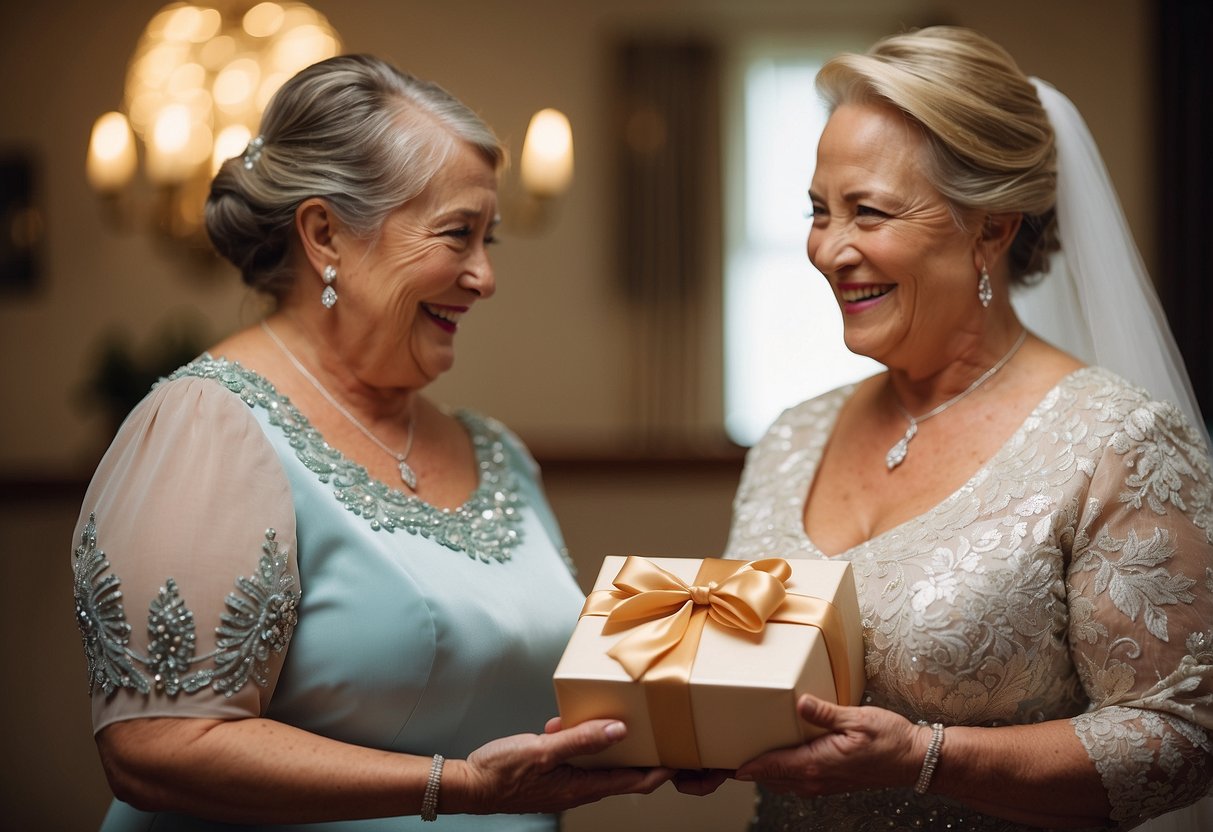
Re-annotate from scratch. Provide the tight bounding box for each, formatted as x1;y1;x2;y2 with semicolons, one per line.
914;722;945;795
420;753;444;822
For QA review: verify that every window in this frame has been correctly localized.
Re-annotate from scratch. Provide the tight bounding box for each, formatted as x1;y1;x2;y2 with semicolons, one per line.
723;41;882;446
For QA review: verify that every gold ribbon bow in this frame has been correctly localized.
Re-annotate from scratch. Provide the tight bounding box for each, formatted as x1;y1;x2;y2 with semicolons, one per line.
579;556;851;768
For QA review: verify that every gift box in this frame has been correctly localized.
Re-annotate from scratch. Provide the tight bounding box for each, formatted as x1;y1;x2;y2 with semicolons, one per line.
553;555;864;769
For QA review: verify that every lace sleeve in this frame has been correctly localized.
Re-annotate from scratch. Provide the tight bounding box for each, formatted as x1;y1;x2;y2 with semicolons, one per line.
72;374;299;734
1067;396;1213;825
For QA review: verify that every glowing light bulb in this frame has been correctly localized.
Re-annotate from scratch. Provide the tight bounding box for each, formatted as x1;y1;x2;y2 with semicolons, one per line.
147;104;193;183
86;112;137;193
520;108;574;198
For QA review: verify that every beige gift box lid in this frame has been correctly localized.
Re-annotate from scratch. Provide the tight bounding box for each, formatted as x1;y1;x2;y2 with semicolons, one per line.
553;555;864;769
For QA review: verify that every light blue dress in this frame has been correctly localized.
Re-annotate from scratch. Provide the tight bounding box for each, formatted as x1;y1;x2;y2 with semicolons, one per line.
71;357;585;831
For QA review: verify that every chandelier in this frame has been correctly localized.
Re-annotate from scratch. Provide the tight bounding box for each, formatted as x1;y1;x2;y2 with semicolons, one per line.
87;2;575;246
86;2;342;246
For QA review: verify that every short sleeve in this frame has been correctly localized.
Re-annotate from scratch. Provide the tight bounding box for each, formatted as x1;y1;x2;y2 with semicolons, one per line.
1066;396;1213;825
71;374;299;734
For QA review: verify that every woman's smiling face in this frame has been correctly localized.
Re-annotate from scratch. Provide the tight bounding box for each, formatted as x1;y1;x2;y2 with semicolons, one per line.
807;102;982;371
333;139;500;388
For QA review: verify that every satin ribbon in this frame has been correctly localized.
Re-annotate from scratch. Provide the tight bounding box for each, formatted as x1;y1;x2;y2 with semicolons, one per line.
579;556;851;768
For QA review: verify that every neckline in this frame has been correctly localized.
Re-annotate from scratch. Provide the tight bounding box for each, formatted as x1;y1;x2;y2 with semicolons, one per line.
798;366;1094;559
196;353;486;509
172;354;531;562
174;355;529;564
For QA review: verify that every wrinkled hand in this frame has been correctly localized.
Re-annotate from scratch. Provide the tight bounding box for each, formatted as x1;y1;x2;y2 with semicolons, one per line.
734;694;926;796
454;718;672;814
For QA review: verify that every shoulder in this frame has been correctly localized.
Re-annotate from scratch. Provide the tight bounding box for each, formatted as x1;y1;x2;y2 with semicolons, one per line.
734;382;859;494
754;382;858;447
101;358;274;459
86;358;293;527
454;408;540;480
1062;367;1208;451
160;354;287;409
1060;367;1212;520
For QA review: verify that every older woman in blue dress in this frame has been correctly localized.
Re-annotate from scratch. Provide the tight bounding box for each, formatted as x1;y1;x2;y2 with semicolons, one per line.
72;54;668;830
715;27;1213;832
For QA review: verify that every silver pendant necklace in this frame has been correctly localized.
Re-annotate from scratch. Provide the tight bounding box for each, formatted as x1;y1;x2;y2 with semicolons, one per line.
261;320;419;489
885;329;1027;471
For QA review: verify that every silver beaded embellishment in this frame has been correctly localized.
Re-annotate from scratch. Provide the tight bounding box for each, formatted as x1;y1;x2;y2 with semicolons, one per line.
420;753;444;821
73;515;299;699
242;135;265;170
320;264;338;309
914;721;945;795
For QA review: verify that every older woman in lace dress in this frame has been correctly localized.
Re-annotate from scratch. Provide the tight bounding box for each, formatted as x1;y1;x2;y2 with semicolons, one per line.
718;27;1213;832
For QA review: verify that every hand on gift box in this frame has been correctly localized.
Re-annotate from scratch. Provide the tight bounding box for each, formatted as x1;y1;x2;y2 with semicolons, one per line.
442;717;673;814
732;693;929;796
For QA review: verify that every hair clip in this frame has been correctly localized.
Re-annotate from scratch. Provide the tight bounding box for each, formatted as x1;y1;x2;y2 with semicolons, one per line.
242;135;266;170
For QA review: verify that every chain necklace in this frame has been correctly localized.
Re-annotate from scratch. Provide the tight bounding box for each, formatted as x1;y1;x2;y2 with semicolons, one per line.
885;328;1027;471
261;320;419;489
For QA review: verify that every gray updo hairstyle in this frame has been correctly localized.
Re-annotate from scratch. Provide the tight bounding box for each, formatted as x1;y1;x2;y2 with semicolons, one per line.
816;27;1059;285
206;54;504;299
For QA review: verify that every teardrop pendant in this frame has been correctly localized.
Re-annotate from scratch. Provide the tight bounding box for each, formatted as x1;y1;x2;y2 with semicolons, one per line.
398;459;418;490
885;421;918;470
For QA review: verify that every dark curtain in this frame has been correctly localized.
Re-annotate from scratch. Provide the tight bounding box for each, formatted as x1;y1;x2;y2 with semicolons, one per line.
614;39;722;444
1157;0;1213;427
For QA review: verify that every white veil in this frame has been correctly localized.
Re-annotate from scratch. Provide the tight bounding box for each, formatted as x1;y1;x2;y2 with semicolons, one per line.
1012;79;1208;445
1017;79;1213;829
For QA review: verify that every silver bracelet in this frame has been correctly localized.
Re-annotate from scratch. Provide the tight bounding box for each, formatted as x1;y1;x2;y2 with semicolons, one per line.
913;722;945;795
420;753;444;822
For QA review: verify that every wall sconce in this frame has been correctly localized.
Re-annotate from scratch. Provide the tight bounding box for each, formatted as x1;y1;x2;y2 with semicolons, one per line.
85;2;341;249
509;107;574;234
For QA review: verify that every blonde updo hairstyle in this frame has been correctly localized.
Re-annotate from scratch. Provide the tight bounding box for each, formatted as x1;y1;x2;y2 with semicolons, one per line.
816;27;1059;285
206;54;504;300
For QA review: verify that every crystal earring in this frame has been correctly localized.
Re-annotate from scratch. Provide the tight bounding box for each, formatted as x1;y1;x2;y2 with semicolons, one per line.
321;265;338;309
977;264;992;308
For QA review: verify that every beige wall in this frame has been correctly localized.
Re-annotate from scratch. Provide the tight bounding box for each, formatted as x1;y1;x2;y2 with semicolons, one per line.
3;0;1152;828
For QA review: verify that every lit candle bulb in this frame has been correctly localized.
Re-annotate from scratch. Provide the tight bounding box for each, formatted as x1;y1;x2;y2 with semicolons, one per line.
520;108;573;199
86;112;137;194
146;104;194;184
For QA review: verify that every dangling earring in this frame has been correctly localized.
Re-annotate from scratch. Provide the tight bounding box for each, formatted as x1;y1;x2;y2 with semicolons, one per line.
321;265;338;309
977;264;992;308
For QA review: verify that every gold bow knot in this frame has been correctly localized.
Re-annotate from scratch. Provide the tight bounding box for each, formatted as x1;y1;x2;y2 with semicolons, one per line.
591;557;793;680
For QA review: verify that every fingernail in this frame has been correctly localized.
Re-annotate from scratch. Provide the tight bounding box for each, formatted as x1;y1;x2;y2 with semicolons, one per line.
604;721;626;741
735;772;754;782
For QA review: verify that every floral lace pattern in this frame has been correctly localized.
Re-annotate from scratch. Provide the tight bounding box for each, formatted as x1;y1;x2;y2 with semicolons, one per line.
750;787;1096;832
725;368;1213;830
73;513;299;699
168;357;528;564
